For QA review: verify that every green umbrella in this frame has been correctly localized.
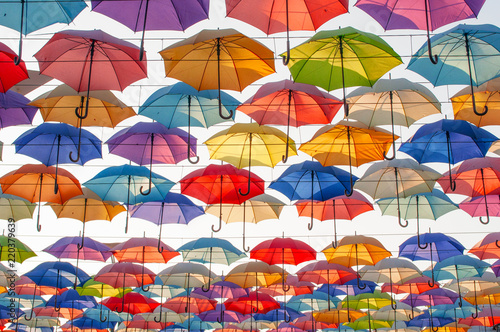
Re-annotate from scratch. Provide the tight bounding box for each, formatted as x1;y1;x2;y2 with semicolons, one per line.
346;315;393;330
0;194;36;221
0;235;36;263
341;290;393;311
282;27;402;116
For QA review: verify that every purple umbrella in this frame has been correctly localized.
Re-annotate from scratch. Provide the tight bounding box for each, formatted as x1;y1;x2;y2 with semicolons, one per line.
106;122;196;195
196;304;248;324
492;260;500;277
401;288;459;307
91;0;209;59
0;90;37;128
191;280;250;299
354;0;486;63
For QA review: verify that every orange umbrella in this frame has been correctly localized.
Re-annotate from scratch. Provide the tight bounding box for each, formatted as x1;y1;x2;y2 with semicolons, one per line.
313;308;367;325
225;261;287;288
468;232;500;260
0;164;82;231
322;235;392;289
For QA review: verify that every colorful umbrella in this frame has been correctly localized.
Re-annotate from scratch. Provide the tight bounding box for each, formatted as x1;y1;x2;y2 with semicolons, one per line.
299;121;396;193
110;237;179;266
205;123;297;194
346;78;441;159
24;261;91;290
180;164;265;232
34;29;147;161
106;122;196;195
225;261;287;289
283;27;402;114
83;164;175;232
407;24;500;116
204;194;284;252
159;28;275;119
43;236;111;263
224;291;280;315
469;232;500;260
30;84;136;128
295;191;374;245
102;292;160;315
226;0;348;64
95;262;156;289
439;157;500;224
138;82;239;163
91;0;209;59
0;43;29;91
0;235;36;263
0;164;83;231
236;79;342;162
0;90;37;128
0;194;36;221
13;123;102;193
158;262;213;289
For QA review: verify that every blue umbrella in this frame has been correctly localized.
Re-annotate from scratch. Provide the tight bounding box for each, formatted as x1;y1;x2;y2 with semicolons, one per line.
407;24;500;116
399;232;465;287
0;0;87;63
407;310;454;329
399;119;497;191
14;122;102;193
269;161;357;230
64;316;117;330
138;82;239;163
46;288;97;310
84;164;175;232
316;279;378;297
0;90;37;128
287;291;341;313
253;302;304;323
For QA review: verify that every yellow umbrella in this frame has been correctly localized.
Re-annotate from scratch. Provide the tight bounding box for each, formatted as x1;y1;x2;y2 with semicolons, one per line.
75;277;131;298
205;122;297;196
452;77;500;127
160;28;275;119
30;84;136;128
205;194;285;252
313;308;367;324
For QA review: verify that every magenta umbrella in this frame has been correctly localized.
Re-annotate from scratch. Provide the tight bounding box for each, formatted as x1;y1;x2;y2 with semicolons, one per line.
401;288;460;307
354;0;486;63
106;122;196;196
460;195;500;219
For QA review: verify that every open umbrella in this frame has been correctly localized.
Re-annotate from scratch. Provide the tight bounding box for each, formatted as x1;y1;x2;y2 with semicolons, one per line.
138;82;239;164
295;191;374;245
407;24;500;116
83;164;175;232
34;29;147;162
180;164;265;232
159;28;275;119
95;262;156;290
236;79;342;163
226;0;348;64
91;0;209;60
0;90;37;128
355;0;486;65
468;232;500;260
0;193;36;221
299;121;396;195
204;194;284;252
346;78;441;159
438;157;500;224
30;84;136;128
14;123;102;193
0;164;83;231
399;119;498;192
283;27;403;115
0;235;36;263
0;43;29;90
205;122;297;195
106;122;196;195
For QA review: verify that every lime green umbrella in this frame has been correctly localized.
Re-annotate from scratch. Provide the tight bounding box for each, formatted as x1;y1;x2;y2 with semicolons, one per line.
0;235;36;263
346;315;394;330
341;290;394;311
282;27;402;116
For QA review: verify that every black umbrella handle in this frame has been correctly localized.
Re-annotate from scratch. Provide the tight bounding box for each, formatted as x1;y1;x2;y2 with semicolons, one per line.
464;33;488;116
424;0;438;65
141;134;155;196
186;96;200;164
239;134;252;196
216;37;234;120
282;0;291;65
14;0;25;66
383;91;396;160
479;169;490;224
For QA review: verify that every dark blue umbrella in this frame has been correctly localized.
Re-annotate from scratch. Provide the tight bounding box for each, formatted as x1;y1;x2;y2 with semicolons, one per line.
399;119;497;191
14;122;102;193
407;310;454;329
63;316;117;330
46;288;97;310
0;90;37;128
316;279;378;297
269;161;357;230
253;302;304;323
399;232;465;287
24;261;91;288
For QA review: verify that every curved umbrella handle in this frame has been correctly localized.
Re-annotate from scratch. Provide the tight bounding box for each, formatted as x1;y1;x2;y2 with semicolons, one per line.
69;124;83;163
282;89;292;163
238;175;251;196
187;154;200;164
116;296;125;313
424;0;438;65
472;95;488;116
282;42;291;66
479;170;489;224
399;219;409;227
99;310;107;322
141;284;150;292
384;91;396;160
239;135;253;196
496;239;500;248
356;277;366;290
427;274;436;288
36;175;43;232
242;217;250;252
345;127;353;197
282;0;290;66
24;310;33;321
307;217;314;231
212;215;222;233
216;308;224;324
201;250;212;292
282;142;289;164
157;236;164;253
219;104;234;120
141;134;155;196
344;173;354;197
14;0;24;66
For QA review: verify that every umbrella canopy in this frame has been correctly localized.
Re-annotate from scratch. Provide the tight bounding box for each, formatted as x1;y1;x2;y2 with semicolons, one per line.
177;237;246;266
43;236;111;262
24;261;91;288
322;235;392;267
0;194;36;221
30;84;136;128
225;261;287;288
102;292;160;315
399;232;465;264
469;232;500;260
0;43;29;92
0;235;36;263
110;237;179;264
250;237;316;266
224;291;280;315
95;262;156;288
0;90;37;128
158;262;213;288
283;27;402;115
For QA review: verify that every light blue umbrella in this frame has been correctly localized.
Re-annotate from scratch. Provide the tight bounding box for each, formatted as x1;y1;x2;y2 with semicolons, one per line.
84;164;175;232
407;24;500;116
138;82;239;163
0;0;87;63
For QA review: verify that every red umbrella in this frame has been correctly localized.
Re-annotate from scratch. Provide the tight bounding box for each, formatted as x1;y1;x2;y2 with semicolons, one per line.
295;191;374;244
381;275;439;295
250;237;316;266
110;237;179;264
33;29;147;162
163;293;217;314
94;262;156;289
236;79;342;162
180;164;265;232
259;275;314;297
0;42;29;92
101;292;160;315
224;291;280;315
